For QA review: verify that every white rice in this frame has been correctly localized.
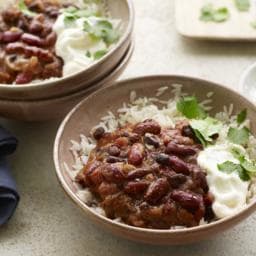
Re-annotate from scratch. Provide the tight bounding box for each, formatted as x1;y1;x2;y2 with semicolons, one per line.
65;83;256;227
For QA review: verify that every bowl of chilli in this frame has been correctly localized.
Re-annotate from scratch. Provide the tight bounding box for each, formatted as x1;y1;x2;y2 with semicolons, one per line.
54;75;256;245
0;0;134;100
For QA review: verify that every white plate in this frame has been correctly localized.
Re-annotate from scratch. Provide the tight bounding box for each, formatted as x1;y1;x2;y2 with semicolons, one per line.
175;0;256;41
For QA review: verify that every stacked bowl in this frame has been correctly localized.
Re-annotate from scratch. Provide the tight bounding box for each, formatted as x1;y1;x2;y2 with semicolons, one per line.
0;0;134;121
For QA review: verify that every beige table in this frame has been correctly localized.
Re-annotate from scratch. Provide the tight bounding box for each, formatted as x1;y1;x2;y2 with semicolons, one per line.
1;1;256;255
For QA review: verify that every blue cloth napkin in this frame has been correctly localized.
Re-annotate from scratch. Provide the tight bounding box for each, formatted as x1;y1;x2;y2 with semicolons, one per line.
0;127;19;225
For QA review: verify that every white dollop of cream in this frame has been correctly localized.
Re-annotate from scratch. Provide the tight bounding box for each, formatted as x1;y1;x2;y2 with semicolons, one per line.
197;144;249;219
0;0;15;11
53;15;107;76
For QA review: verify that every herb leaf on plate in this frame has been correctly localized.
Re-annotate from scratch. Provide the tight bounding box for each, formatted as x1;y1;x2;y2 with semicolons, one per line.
237;109;247;124
176;96;207;119
234;0;250;12
200;4;230;23
227;127;249;145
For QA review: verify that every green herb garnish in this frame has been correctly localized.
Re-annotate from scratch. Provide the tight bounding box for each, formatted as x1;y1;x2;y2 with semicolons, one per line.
227;127;249;145
18;0;36;17
234;0;250;11
190;117;222;147
176;96;207;119
200;4;230;23
83;20;119;45
93;49;108;59
237;109;247;124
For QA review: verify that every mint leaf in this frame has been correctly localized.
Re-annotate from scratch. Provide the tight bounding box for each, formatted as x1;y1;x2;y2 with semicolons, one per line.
18;0;36;17
237;109;247;124
190;117;222;145
234;0;250;11
176;96;207;119
227;127;249;145
93;49;108;59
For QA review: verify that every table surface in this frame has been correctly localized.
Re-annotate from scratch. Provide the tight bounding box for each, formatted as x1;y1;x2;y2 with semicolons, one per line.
1;1;256;255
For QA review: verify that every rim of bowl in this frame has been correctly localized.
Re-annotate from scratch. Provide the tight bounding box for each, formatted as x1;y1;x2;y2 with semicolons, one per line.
239;61;256;95
54;75;256;235
0;0;134;90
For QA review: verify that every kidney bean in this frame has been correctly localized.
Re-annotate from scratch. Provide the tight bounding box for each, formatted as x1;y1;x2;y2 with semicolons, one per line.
169;156;190;175
124;181;148;195
133;119;161;135
192;170;209;192
2;9;21;24
29;21;44;34
92;127;105;140
87;167;103;186
171;190;202;211
145;178;170;205
169;174;187;188
21;33;44;46
44;31;57;46
127;168;152;180
122;132;140;143
115;137;129;148
108;145;120;156
15;72;33;84
102;164;125;183
128;143;145;166
155;153;170;166
106;156;125;163
84;161;101;185
1;31;22;43
98;182;118;198
204;193;214;206
144;134;160;148
165;142;197;156
46;6;59;18
6;43;54;62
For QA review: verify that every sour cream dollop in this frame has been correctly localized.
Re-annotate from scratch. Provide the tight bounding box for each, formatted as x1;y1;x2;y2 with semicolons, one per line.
197;144;249;219
53;11;120;77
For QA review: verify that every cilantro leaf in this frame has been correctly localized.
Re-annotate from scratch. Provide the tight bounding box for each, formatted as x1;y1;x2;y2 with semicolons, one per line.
251;20;256;29
176;96;207;119
200;4;229;23
227;127;249;145
190;117;222;146
217;161;250;181
234;0;250;11
237;109;247;124
18;0;36;17
200;4;214;21
218;161;241;174
241;159;256;174
83;19;119;45
212;7;230;22
93;49;108;59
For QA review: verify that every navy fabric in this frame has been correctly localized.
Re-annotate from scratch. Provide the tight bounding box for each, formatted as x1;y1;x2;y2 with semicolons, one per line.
0;127;19;225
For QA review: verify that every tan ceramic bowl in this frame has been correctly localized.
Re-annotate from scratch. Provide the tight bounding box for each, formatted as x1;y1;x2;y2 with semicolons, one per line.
54;75;256;245
0;0;134;101
0;41;133;121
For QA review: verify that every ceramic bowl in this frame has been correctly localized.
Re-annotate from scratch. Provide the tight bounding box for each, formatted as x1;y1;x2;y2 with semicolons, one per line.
0;0;134;101
54;75;256;245
0;41;133;121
